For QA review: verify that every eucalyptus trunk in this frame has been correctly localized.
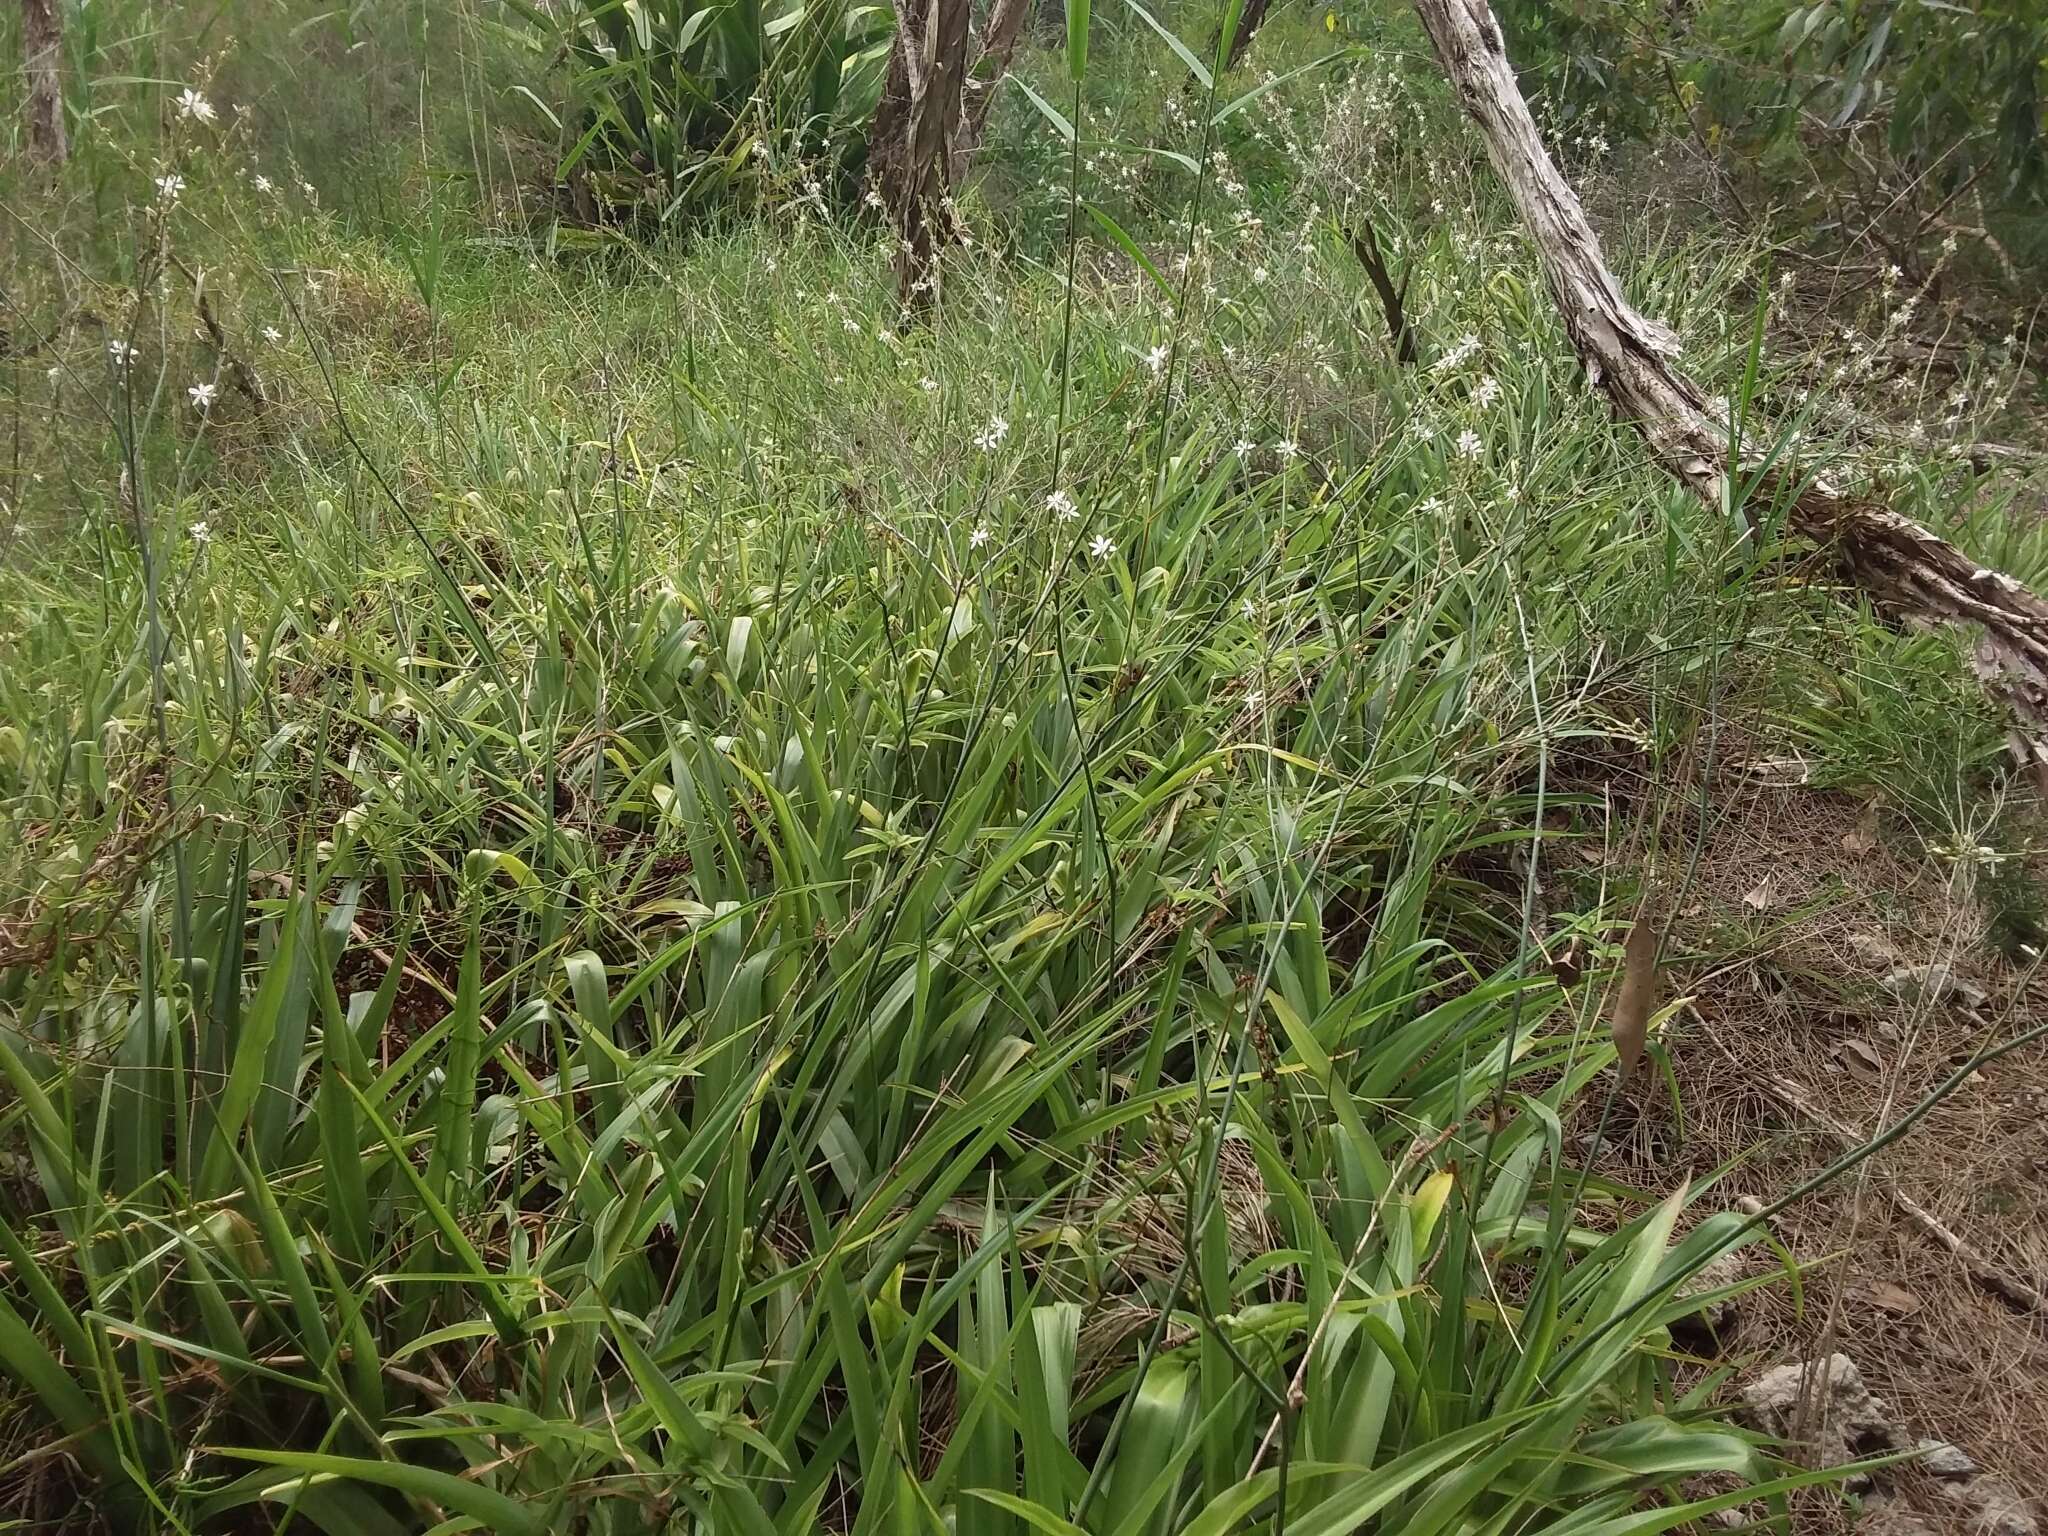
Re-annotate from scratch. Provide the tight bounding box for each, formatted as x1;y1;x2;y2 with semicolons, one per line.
21;0;69;165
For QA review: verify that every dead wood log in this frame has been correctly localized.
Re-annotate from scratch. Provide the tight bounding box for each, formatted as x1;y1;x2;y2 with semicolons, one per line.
1409;0;2048;770
22;0;70;165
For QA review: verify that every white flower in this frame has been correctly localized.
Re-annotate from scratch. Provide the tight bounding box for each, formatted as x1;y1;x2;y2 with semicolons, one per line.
175;88;217;124
1432;333;1479;373
154;174;185;202
842;316;862;334
1232;438;1255;458
46;365;61;384
1474;374;1500;407
253;174;274;194
919;377;938;392
1251;266;1270;285
188;520;211;543
1241;597;1255;619
1144;343;1169;377
188;380;217;411
972;415;1009;451
1273;438;1299;459
1456;428;1483;460
300;180;316;199
1089;535;1117;561
107;339;134;366
968;525;991;549
1046;489;1078;521
261;325;282;343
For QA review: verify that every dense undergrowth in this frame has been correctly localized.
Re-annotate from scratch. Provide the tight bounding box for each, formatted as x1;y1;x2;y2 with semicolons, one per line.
1;0;2043;1530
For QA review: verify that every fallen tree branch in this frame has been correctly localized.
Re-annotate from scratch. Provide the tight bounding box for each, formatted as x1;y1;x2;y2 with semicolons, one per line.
1763;1072;2048;1317
1409;0;2048;772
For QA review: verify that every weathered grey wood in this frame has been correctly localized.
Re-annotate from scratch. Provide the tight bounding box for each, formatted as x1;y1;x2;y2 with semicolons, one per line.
1411;0;2048;765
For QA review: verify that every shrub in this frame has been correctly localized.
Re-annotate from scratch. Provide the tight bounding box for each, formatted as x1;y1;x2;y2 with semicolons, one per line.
514;0;894;222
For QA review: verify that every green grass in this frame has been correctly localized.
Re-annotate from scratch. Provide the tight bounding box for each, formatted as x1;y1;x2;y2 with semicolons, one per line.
0;0;2038;1529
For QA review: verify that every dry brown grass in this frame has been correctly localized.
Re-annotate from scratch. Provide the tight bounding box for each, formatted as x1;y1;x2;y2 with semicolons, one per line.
1577;764;2048;1532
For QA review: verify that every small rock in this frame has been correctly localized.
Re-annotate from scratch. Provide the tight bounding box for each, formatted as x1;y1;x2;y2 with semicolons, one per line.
1674;1251;1746;1335
1857;1504;1939;1536
1880;963;1989;1012
1931;1472;2038;1536
1916;1439;1976;1480
1740;1355;1905;1492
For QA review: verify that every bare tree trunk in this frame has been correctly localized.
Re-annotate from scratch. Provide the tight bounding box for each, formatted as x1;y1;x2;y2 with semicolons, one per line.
956;0;1031;163
21;0;69;165
1410;0;2048;765
873;0;1025;307
1222;0;1273;71
875;0;971;310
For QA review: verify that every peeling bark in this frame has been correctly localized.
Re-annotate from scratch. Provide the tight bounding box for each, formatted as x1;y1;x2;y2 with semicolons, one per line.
874;0;1027;308
957;0;1031;163
1411;0;2048;765
22;0;69;166
893;0;971;309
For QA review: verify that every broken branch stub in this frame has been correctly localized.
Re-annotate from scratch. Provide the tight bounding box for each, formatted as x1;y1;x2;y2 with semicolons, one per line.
1409;0;2048;762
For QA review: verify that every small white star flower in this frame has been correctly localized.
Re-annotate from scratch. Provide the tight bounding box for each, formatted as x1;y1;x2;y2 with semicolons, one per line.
154;174;185;202
107;339;134;366
253;174;274;194
1273;439;1299;459
46;365;61;384
1046;489;1078;521
188;520;211;543
972;415;1009;451
1432;333;1479;373
175;88;217;124
919;377;938;392
1232;438;1255;458
1456;428;1483;459
262;325;282;343
188;380;217;411
1474;374;1500;407
1252;266;1270;285
1144;343;1169;376
968;525;991;549
1089;535;1116;561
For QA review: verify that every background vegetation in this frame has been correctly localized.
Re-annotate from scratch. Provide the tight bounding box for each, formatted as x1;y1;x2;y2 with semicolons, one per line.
1;0;2042;1529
